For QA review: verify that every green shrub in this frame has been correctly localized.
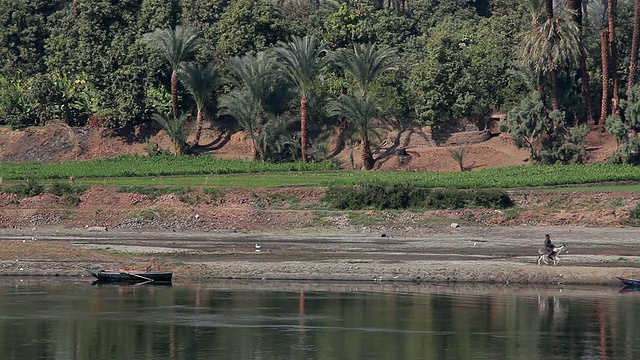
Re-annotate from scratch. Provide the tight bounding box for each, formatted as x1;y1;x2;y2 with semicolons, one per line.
5;178;45;197
324;183;514;210
630;203;640;221
48;182;89;196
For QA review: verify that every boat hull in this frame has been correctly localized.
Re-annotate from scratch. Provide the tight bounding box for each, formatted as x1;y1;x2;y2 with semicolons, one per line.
617;277;640;287
87;269;172;283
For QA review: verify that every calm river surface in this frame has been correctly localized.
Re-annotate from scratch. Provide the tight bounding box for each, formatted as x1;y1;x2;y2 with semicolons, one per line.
0;280;638;359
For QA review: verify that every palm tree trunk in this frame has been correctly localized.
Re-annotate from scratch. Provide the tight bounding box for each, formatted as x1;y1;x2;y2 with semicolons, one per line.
600;29;610;125
192;109;204;147
249;127;259;161
608;0;618;108
545;0;553;19
171;70;179;120
300;95;309;163
628;0;640;94
361;133;374;170
551;70;560;110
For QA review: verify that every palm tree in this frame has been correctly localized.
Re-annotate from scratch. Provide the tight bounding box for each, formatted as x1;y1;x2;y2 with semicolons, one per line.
326;93;379;170
143;26;200;119
218;89;262;160
608;0;618;108
272;35;328;162
327;42;398;170
628;0;640;93
179;62;218;147
152;112;190;156
517;5;582;110
223;52;278;159
225;52;276;122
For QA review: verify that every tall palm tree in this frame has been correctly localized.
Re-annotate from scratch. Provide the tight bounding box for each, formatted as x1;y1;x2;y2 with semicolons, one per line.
328;42;398;170
518;5;582;110
522;0;547;99
567;0;596;125
152;112;190;156
586;0;612;123
608;0;618;108
179;62;218;147
143;26;200;119
600;28;611;122
628;0;640;93
272;35;328;162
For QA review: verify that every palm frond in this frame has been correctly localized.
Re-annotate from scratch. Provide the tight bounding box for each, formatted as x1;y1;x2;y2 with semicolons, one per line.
218;89;260;132
179;62;218;110
142;25;201;70
152;112;190;155
329;42;399;96
326;93;379;134
225;51;276;109
272;35;328;95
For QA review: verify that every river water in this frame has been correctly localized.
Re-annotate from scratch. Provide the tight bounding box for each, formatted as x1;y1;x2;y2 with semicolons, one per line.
0;280;638;360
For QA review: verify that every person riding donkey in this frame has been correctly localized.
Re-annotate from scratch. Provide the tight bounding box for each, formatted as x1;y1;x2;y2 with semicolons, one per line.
544;234;558;261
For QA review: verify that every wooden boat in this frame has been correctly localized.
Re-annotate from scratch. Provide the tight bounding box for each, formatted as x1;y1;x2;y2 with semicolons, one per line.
617;277;640;287
87;269;172;283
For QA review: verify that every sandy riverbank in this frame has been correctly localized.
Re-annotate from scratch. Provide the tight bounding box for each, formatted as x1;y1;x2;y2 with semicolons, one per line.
0;224;638;286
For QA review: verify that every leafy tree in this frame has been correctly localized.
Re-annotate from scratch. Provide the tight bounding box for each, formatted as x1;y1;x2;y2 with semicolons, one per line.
0;0;49;76
272;35;328;162
411;17;513;125
179;62;218;147
504;92;553;161
179;0;232;63
625;85;640;132
152;111;190;156
213;0;288;58
143;25;201;119
45;0;178;127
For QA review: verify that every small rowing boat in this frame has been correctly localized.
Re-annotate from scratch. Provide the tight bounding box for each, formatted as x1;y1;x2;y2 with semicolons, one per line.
87;269;172;283
617;277;640;287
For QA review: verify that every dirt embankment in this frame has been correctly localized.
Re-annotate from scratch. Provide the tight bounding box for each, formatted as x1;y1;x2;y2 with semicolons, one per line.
0;125;634;286
0;186;638;286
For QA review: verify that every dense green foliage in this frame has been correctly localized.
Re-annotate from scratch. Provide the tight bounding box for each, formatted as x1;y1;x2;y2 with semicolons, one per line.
0;155;340;180
2;157;640;190
324;183;514;210
2;0;640;166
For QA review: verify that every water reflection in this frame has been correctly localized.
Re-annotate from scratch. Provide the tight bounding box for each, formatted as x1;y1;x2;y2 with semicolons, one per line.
0;280;638;359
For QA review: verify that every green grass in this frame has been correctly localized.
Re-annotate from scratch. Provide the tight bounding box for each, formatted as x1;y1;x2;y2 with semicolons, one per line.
0;155;339;180
3;159;640;189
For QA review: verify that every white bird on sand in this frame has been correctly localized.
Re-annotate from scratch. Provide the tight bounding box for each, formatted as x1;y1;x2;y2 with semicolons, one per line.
255;244;261;251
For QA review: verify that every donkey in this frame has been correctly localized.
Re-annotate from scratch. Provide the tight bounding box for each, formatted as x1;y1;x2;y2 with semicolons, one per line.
537;243;567;266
